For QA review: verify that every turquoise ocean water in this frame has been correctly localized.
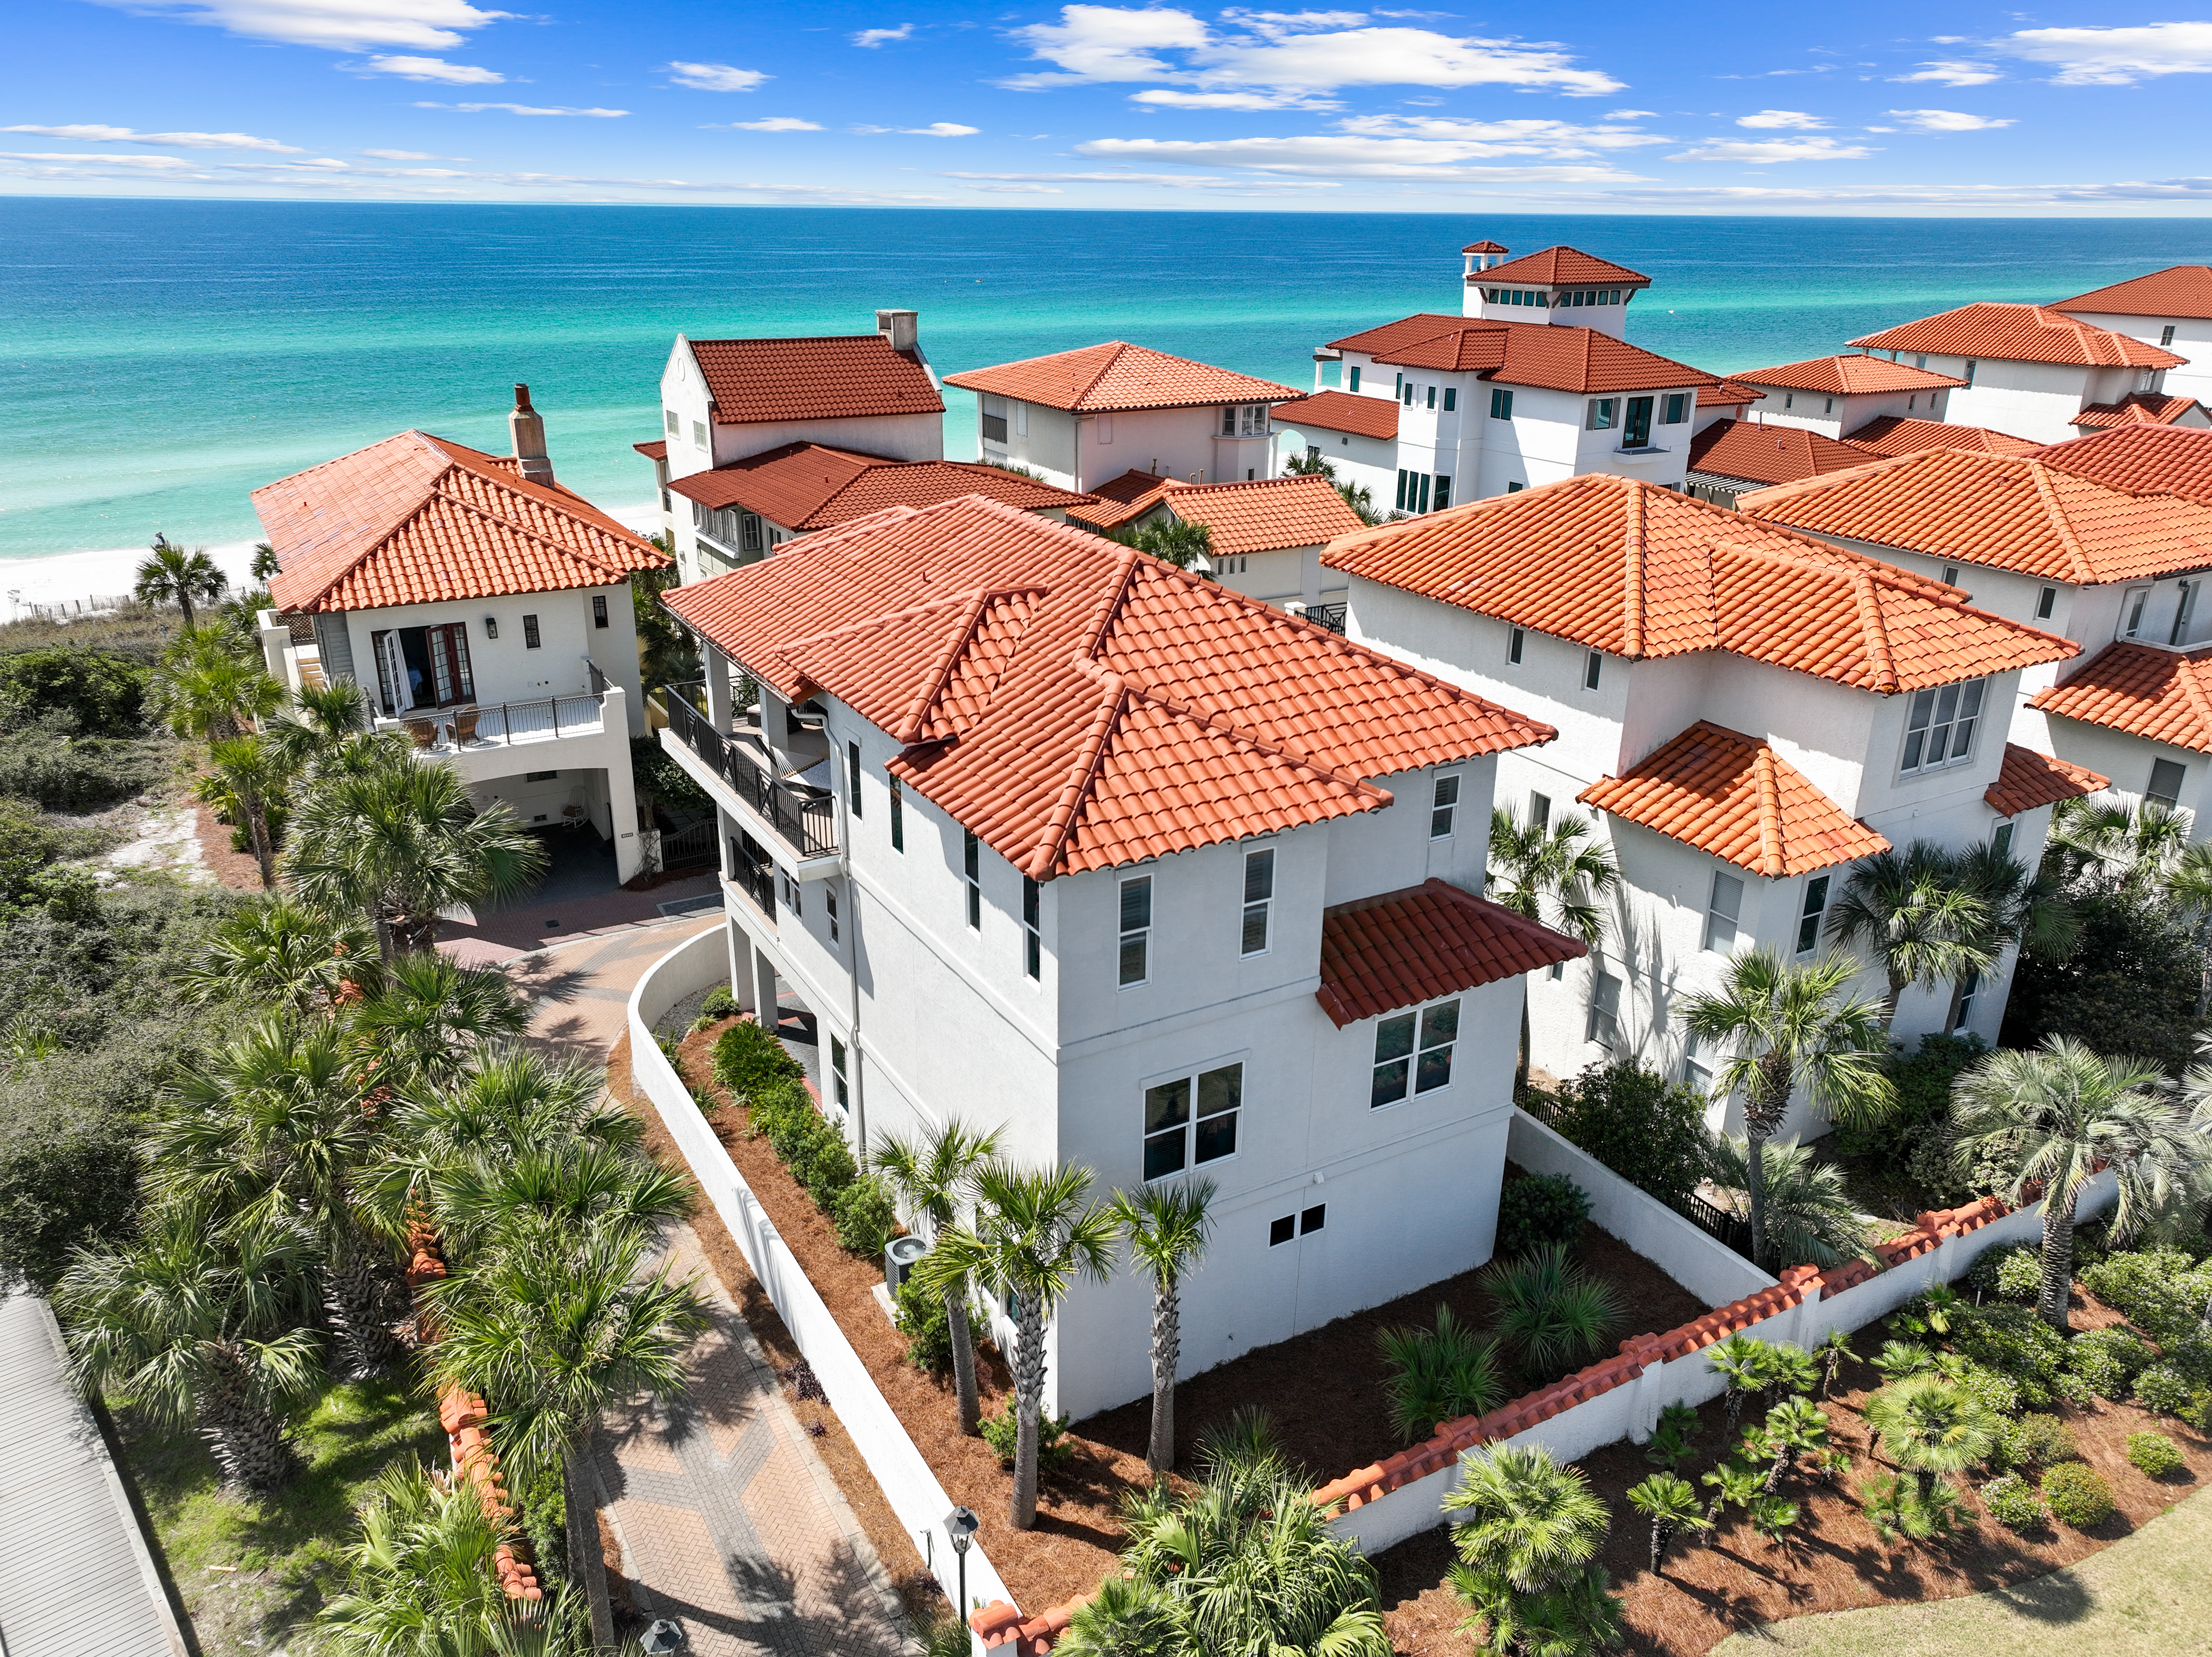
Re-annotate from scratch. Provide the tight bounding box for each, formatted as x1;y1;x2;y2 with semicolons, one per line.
4;200;2209;560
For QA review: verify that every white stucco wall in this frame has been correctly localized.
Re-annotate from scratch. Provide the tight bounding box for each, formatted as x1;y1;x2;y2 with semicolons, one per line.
2060;310;2212;407
980;400;1273;493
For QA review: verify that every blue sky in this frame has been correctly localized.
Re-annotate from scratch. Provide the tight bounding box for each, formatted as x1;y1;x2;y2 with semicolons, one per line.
6;2;2212;212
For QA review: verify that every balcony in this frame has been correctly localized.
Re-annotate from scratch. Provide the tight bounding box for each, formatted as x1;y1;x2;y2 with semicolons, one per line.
663;685;838;870
380;691;607;753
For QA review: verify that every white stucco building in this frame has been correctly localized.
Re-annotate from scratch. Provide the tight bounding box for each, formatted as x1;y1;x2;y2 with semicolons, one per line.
1064;473;1368;617
2056;265;2212;408
1321;474;2083;1128
1726;354;1964;440
256;388;670;881
655;491;1583;1420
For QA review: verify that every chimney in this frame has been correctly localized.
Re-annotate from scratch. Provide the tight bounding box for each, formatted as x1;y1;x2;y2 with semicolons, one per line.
876;309;919;354
509;384;554;484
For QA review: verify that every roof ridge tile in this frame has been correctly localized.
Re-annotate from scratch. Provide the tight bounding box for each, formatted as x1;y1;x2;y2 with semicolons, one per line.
1022;668;1127;881
2026;459;2101;587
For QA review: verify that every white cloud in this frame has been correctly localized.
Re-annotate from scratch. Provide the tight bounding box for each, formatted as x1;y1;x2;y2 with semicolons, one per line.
1886;108;2013;131
1891;60;2000;85
974;181;1062;192
1130;88;1340;108
357;54;502;82
1667;135;1873;163
944;167;1338;192
0;124;303;151
1997;22;2212;84
1003;5;1622;95
1606;108;1658;118
360;147;439;158
852;23;913;47
81;0;510;52
1071;134;1643;179
416;101;628;116
1;151;199;170
1736;109;1826;128
1337;114;1668;151
665;61;770;92
715;117;822;131
909;122;980;135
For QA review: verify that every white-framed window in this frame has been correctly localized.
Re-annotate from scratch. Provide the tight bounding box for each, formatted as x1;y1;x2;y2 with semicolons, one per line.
2123;586;2151;638
1022;875;1042;980
664;408;680;436
1950;968;1982;1034
1823;397;1834;414
826;885;840;944
1584;650;1603;691
830;1036;850;1112
1587;971;1623;1048
2149;758;2187;808
1015;401;1028;437
1587;398;1617;431
1443;388;1457;413
1992;822;2014;861
981;395;1008;445
1663;393;1688;424
963;830;981;931
2140;369;2158;393
780;871;804;914
2171;580;2199;645
1507;626;1525;664
2037;586;2057;620
846;741;863;816
1683;1032;1712;1094
1941;564;1959;586
889;777;904;851
2162;325;2178;346
1704;870;1743;952
1794;872;1832;955
1143;1061;1241;1180
1222;403;1268;436
1530;792;1551;829
1490;388;1514;421
1372;997;1459;1107
1119;874;1152;987
1899;679;1985;775
693;420;708;448
1431;773;1461;838
1241;848;1274;956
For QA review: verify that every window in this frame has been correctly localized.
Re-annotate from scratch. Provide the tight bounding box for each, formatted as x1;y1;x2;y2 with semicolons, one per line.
889;777;904;851
1417;473;1431;512
1434;475;1452;511
846;741;863;815
1119;875;1152;987
1490;388;1514;421
1431;773;1461;838
592;594;609;629
1992;822;2013;861
1507;480;1523;493
1914;355;1928;370
963;830;981;931
2140;369;2158;394
780;872;804;914
1823;397;1834;414
1395;469;1410;510
1442;388;1457;413
1900;679;1985;774
1951;969;1982;1034
1587;972;1623;1048
1241;848;1274;956
2149;758;2188;808
1941;565;1959;587
525;769;559;782
1022;876;1042;980
693;420;708;448
1623;396;1653;447
1372;998;1459;1106
2124;587;2150;637
1704;871;1743;952
2037;586;2057;620
1529;792;1551;829
1143;1062;1240;1179
1963;360;1977;386
522;613;541;649
2171;580;2199;645
1795;874;1831;955
1784;393;1794;410
2162;325;2178;346
1663;393;1687;424
484;617;499;640
982;395;1008;444
665;408;679;436
1683;1033;1712;1094
1270;1214;1295;1246
1507;627;1525;664
826;885;840;944
1348;366;1361;392
1015;401;1027;437
830;1037;850;1112
740;511;764;554
1402;381;1415;407
1587;398;1617;431
1302;1204;1326;1235
1425;385;1437;410
1584;650;1602;690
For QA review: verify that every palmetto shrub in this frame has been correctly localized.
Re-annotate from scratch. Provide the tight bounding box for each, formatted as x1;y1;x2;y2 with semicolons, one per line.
2040;1461;2116;1528
1865;1374;1999;1476
1483;1243;1625;1380
2125;1430;2185;1477
1377;1304;1505;1444
1979;1472;2047;1530
1861;1471;1973;1547
2069;1326;2155;1399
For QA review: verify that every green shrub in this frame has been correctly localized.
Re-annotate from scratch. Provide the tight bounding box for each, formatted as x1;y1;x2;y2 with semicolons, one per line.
979;1404;1074;1473
1979;1472;2047;1530
712;1018;804;1101
2125;1430;2185;1477
2133;1365;2207;1420
746;1076;812;1140
2068;1326;2155;1399
1838;1034;1986;1206
832;1175;896;1256
1951;1302;2067;1406
0;717;160;810
892;1275;972;1376
2080;1250;2212;1345
1946;1358;2021;1421
1495;1172;1592;1257
2003;889;2206;1077
797;1128;858;1206
1967;1245;2044;1303
700;986;739;1021
0;644;148;735
1527;1061;1715;1204
511;1454;567;1586
2000;1412;2080;1470
2040;1461;2116;1528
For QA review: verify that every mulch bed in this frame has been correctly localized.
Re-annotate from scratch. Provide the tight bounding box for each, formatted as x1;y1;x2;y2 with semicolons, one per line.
1375;1293;2212;1656
192;800;269;891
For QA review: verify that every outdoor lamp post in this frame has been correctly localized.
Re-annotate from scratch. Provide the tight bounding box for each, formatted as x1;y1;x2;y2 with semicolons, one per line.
641;1618;684;1657
944;1504;979;1623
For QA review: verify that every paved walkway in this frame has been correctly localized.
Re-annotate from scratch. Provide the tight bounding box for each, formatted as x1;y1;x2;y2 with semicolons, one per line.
470;912;723;1064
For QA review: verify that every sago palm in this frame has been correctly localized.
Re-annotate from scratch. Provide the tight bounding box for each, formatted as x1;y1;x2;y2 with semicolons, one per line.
186;898;378;1017
1705;1135;1875;1269
1677;950;1893;1270
871;1117;1003;1434
1950;1036;2205;1331
135;533;227;629
912;1160;1117;1529
1823;841;1994;1030
1488;806;1619;1094
1108;1177;1217;1474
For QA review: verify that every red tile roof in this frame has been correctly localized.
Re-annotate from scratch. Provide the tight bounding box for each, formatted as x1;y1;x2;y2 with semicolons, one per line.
258;431;669;615
1738;354;1968;396
1160;476;1370;557
667;443;1091;529
1740;447;2212;586
1985;743;2107;817
2071;393;2207;430
1315;879;1585;1027
2032;643;2212;754
663;494;1554;879
944;342;1298;412
1472;246;1649;288
1578;720;1889;878
1270;390;1400;440
1688;419;1877;488
1462;240;1510;255
2055;265;2212;322
2029;425;2212;506
688;334;943;426
1848;303;2186;370
1843;416;2040;459
1325;313;1720;395
633;439;667;462
1700;380;1767;409
1062;470;1189;533
1322;472;2073;693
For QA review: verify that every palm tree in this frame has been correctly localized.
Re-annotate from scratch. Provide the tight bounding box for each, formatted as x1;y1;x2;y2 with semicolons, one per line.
1054;1573;1184;1657
1111;515;1213;571
199;734;285;888
1378;1303;1505;1446
1444;1444;1610;1596
1824;842;1995;1030
1488;806;1619;1094
251;542;283;583
57;1205;325;1493
1705;1135;1875;1269
1863;1375;1997;1475
288;754;545;958
1699;1458;1762;1528
1108;1177;1216;1474
1811;1327;1858;1400
912;1161;1117;1529
1624;1473;1706;1574
266;681;372;778
1704;1333;1770;1431
345;954;532;1093
2047;794;2190;897
1955;838;2079;963
186;898;377;1017
2160;841;2212;1017
1950;1036;2205;1331
871;1118;1003;1435
153;627;286;743
432;1143;694;1270
1760;1396;1830;1490
136;534;227;629
1678;950;1894;1271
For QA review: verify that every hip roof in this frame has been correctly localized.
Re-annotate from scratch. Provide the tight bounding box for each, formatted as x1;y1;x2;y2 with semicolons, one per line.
1985;743;2107;817
689;333;944;425
669;443;1090;529
1315;879;1585;1027
1737;354;1967;395
2055;265;2212;322
1325;313;1721;395
944;341;1299;412
1688;420;1876;488
1848;302;2186;369
1269;389;1400;439
2032;642;2212;754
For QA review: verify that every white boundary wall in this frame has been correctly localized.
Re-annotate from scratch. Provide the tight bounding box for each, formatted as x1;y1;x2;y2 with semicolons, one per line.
627;927;1013;1643
1329;1166;2120;1556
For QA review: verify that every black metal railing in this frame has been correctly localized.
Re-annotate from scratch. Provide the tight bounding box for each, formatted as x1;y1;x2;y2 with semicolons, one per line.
398;693;603;748
583;657;610;695
665;685;837;859
1304;601;1347;635
659;818;718;870
1675;1190;1755;1258
727;836;776;914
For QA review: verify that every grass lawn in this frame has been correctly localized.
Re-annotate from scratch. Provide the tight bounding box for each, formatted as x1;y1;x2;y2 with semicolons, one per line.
116;1377;447;1657
1710;1485;2212;1657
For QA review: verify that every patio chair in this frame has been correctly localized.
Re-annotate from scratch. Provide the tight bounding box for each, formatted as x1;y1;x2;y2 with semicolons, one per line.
404;717;439;748
452;707;482;745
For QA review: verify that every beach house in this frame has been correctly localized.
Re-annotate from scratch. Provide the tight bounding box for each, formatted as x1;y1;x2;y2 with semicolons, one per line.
1065;473;1369;619
942;343;1301;493
2056;265;2212;408
1683;421;1873;510
255;388;670;882
654;490;1580;1418
1723;355;1966;441
1320;474;2081;1125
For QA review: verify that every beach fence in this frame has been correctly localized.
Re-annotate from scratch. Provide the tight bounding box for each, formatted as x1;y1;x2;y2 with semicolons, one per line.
6;592;138;622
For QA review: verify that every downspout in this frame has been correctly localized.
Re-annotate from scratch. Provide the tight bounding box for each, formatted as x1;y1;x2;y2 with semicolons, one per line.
833;746;867;1160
